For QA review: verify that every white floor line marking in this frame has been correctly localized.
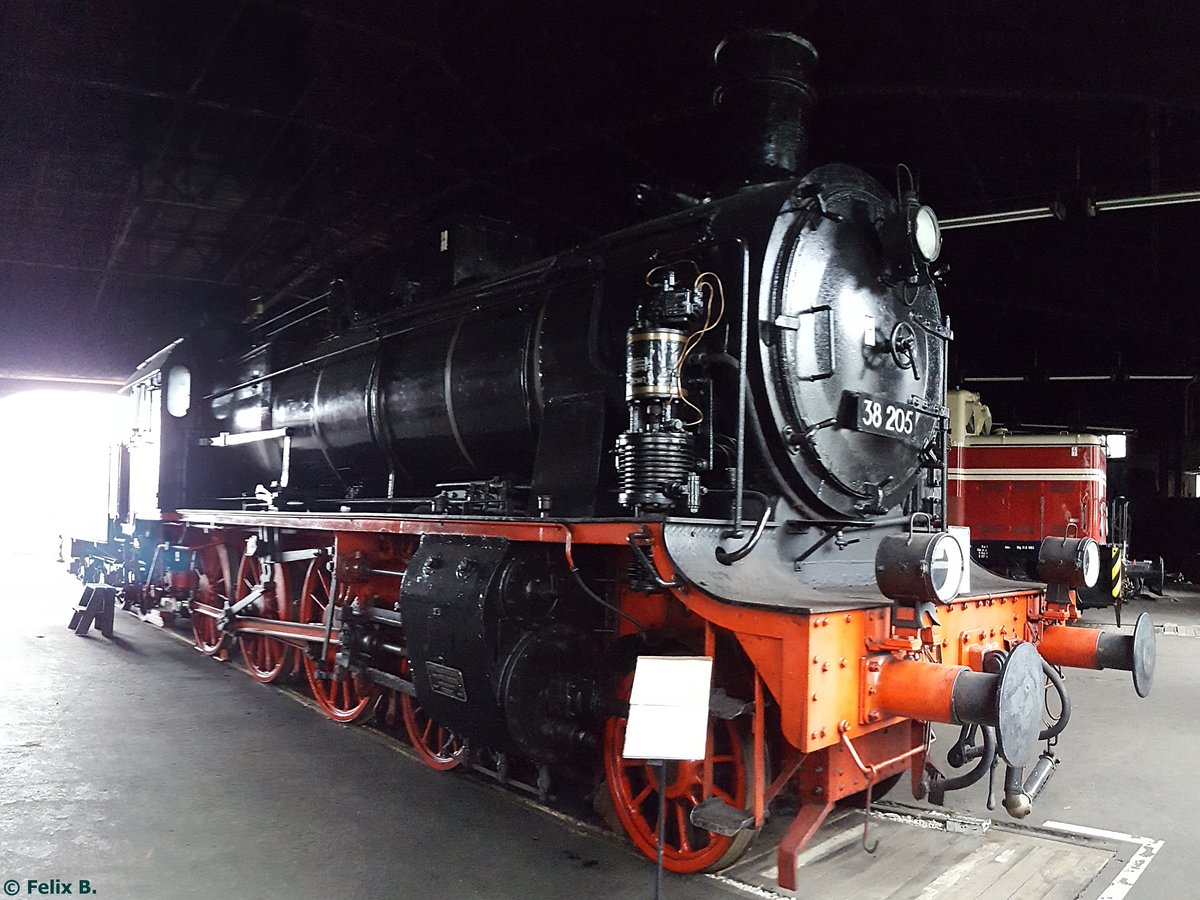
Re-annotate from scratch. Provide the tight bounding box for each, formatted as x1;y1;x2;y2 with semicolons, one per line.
705;872;790;899
728;844;782;870
1041;821;1157;846
1042;821;1165;900
728;808;858;874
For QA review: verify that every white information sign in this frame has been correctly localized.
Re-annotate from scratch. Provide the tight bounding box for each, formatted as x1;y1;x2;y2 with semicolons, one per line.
948;525;972;596
621;655;713;761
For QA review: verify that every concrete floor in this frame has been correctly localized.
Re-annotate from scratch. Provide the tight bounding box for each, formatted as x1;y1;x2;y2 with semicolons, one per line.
1;550;1196;899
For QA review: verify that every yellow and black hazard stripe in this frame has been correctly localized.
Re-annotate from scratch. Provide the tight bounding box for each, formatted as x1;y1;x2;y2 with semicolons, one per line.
1110;545;1124;600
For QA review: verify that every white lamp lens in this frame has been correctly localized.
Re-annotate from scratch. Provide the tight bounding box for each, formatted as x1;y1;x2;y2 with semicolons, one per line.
913;206;942;262
930;533;964;601
1082;540;1100;588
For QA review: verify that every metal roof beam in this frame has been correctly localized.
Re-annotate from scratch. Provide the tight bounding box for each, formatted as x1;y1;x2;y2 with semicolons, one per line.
90;1;249;313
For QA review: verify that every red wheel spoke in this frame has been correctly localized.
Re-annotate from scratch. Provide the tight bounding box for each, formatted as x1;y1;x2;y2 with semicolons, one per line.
235;556;290;682
633;783;654;807
675;803;691;852
191;544;237;656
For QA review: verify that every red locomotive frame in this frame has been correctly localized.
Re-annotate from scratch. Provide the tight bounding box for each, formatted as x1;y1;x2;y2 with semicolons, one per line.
116;505;1145;889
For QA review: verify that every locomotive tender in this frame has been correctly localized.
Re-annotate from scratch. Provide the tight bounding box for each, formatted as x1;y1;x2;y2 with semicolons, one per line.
83;32;1155;888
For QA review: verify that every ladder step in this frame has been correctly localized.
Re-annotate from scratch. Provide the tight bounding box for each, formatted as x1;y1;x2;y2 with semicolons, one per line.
690;797;755;836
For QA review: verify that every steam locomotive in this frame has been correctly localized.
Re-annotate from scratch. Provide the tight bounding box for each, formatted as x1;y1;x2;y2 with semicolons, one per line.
75;32;1155;888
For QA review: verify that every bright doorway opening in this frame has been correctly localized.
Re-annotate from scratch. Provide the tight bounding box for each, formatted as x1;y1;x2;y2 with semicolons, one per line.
0;389;130;557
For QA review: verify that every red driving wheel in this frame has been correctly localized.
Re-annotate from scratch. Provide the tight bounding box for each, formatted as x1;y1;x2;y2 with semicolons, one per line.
234;555;293;683
398;657;466;771
189;544;235;656
297;556;377;723
603;681;756;872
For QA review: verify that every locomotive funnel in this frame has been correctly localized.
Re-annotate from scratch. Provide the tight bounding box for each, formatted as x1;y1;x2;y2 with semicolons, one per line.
714;30;818;185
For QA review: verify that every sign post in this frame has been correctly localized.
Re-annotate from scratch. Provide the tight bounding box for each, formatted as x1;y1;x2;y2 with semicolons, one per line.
621;655;714;900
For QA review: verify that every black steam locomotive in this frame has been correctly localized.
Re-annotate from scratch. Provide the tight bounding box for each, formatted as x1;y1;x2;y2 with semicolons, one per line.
76;31;1153;887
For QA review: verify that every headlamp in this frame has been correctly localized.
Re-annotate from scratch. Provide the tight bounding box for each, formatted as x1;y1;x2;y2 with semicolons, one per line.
876;530;965;604
911;204;941;263
1037;536;1100;589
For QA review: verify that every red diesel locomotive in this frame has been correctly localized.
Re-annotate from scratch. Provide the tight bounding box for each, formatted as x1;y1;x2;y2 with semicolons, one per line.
948;390;1164;624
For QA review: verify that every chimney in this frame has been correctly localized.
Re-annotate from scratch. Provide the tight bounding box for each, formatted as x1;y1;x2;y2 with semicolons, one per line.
713;30;819;185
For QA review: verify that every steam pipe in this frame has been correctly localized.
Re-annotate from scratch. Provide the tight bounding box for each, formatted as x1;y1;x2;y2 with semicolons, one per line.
927;725;996;805
715;492;775;565
1038;661;1071;741
732;240;750;531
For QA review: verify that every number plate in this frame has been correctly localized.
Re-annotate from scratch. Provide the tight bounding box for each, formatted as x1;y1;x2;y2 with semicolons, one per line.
852;393;929;444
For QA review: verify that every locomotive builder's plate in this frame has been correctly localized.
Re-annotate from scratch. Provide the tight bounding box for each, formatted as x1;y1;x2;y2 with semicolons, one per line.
847;392;931;445
711;801;1141;900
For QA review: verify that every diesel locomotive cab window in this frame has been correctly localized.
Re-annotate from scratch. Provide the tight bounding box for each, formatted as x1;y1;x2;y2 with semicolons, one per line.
166;365;191;418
